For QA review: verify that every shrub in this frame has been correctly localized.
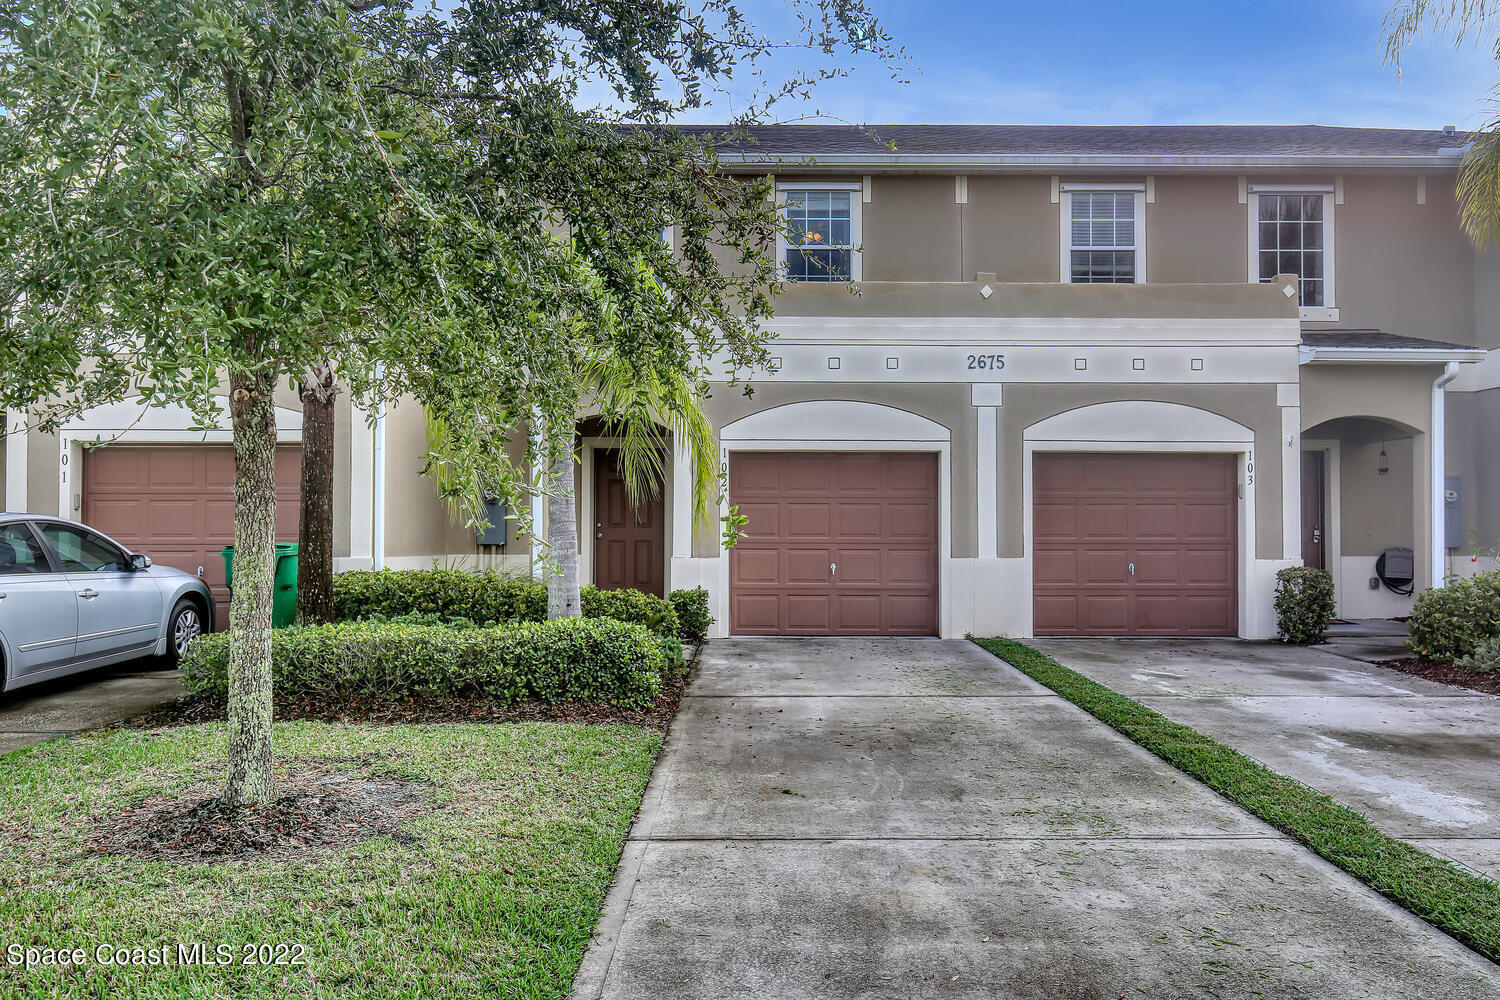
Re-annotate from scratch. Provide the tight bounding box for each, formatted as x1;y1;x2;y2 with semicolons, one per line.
332;569;544;624
331;569;677;637
1409;570;1500;661
669;586;713;644
181;617;667;708
1456;636;1500;674
580;586;678;639
1273;566;1336;644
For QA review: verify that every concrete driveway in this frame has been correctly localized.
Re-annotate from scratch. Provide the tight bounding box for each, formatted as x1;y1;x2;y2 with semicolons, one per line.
574;638;1498;1000
1032;636;1500;880
0;662;183;753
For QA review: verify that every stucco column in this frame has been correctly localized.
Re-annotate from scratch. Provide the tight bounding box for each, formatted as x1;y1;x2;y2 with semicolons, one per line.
1277;383;1301;561
972;384;1003;560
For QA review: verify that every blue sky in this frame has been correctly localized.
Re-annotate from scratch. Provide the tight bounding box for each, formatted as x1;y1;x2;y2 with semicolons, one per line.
665;0;1498;129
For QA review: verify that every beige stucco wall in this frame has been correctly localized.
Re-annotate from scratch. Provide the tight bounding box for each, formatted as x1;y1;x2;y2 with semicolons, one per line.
962;175;1058;283
995;383;1284;560
864;175;962;282
1146;175;1246;284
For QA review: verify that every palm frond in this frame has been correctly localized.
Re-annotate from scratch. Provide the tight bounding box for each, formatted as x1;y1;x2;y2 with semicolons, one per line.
1459;106;1500;250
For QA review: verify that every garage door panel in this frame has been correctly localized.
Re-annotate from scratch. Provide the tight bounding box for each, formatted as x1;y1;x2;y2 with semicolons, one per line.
1183;502;1233;540
1081;503;1128;539
731;547;780;584
1033;549;1078;586
834;549;881;584
784;503;830;538
732;594;781;632
836;503;881;538
785;548;833;583
1033;503;1078;539
738;502;782;538
785;594;833;631
729;451;938;636
886;502;936;539
1083;549;1130;584
886;548;936;585
835;455;883;492
1034;453;1236;637
84;444;301;628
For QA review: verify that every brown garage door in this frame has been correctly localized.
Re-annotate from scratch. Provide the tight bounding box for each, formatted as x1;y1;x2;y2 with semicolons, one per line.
730;452;939;636
1033;453;1237;636
83;445;302;624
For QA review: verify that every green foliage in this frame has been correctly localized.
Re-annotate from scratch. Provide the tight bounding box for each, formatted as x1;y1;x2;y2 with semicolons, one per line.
581;586;679;639
182;617;670;707
332;569;546;624
1273;566;1337;644
331;569;679;637
670;586;714;644
973;636;1500;964
1456;635;1500;674
1408;571;1500;661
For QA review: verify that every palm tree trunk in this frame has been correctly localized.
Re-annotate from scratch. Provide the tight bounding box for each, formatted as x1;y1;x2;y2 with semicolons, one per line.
296;366;337;625
545;425;581;619
223;366;278;808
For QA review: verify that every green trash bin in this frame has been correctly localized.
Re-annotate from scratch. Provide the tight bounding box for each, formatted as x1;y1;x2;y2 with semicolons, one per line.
221;542;300;628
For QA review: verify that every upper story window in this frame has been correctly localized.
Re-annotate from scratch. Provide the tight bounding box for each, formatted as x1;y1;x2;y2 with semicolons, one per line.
1063;188;1145;283
782;186;861;281
1249;187;1336;320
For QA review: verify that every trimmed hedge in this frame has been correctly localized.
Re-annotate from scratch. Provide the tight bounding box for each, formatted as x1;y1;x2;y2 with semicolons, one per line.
331;569;680;638
1273;566;1336;644
181;617;670;708
1408;570;1500;661
669;586;713;644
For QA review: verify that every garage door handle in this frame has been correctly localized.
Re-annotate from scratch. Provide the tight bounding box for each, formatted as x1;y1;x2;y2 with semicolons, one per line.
830;562;837;576
197;565;204;578
1128;563;1135;577
78;588;99;599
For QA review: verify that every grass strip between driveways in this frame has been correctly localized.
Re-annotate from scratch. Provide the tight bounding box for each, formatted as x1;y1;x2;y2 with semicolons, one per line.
971;636;1500;964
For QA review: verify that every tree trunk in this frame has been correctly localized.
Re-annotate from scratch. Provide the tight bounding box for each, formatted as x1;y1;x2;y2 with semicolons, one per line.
545;428;581;619
296;367;337;625
224;366;279;808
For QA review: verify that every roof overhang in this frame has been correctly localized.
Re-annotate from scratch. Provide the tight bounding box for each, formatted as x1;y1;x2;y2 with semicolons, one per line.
1298;345;1488;365
719;152;1467;174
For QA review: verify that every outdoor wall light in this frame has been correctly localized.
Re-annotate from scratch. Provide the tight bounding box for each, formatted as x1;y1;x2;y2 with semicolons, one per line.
1378;444;1389;476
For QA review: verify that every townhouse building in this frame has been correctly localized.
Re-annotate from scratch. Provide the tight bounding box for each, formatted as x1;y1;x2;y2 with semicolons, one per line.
4;124;1494;640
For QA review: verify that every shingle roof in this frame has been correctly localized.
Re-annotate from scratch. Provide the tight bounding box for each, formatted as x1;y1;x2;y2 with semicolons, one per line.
1301;330;1476;351
676;124;1467;159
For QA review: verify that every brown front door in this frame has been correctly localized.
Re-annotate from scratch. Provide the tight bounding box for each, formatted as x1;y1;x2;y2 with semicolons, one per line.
593;451;665;595
1301;450;1326;569
729;452;939;636
1033;453;1238;636
82;444;302;625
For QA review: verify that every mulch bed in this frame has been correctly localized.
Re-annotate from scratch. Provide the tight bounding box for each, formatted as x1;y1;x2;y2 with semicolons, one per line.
120;647;698;734
86;762;430;863
1376;657;1500;697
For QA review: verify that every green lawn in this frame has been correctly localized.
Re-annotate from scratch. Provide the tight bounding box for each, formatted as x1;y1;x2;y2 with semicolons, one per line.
973;636;1500;964
0;721;660;998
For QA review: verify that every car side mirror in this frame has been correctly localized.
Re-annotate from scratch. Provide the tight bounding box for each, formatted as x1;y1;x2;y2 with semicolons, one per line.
130;553;152;571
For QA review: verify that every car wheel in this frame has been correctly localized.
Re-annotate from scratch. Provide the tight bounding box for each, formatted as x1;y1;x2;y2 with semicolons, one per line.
163;599;204;667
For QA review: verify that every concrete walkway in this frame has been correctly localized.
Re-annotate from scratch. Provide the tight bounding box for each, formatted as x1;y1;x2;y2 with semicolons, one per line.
0;662;183;754
1033;636;1500;881
574;638;1498;999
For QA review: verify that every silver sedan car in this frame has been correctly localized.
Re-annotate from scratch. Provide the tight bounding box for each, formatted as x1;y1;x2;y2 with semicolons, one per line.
0;514;214;693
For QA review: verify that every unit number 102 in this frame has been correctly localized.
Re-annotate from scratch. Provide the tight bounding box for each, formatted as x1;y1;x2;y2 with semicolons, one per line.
967;353;1005;370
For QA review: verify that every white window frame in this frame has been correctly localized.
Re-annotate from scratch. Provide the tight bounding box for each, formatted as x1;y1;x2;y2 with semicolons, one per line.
777;181;863;282
1059;183;1147;285
1246;184;1338;322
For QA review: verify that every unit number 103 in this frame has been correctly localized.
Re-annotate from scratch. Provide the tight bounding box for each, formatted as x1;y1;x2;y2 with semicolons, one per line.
966;353;1006;370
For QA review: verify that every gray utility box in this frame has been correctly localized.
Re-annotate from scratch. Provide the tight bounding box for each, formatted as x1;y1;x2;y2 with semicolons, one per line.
476;498;508;546
1445;476;1462;550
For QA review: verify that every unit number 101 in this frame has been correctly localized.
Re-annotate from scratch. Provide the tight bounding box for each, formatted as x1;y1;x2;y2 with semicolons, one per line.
966;353;1005;370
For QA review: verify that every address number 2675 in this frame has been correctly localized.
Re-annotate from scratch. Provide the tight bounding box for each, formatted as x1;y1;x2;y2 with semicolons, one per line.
966;353;1006;370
